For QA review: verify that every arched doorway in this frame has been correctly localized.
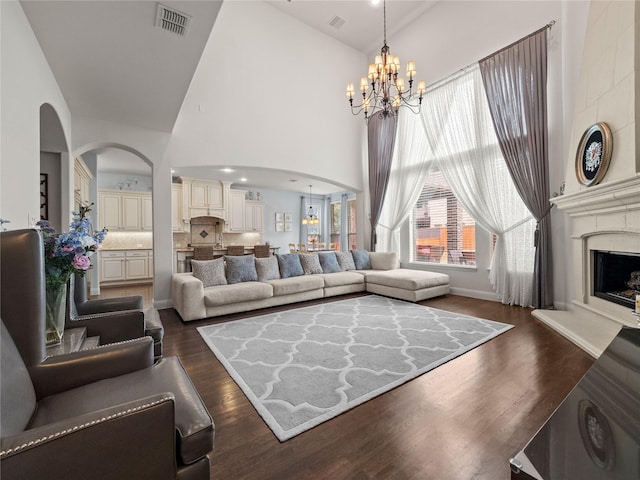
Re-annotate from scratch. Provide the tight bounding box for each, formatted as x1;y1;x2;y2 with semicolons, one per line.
39;103;69;232
73;144;153;301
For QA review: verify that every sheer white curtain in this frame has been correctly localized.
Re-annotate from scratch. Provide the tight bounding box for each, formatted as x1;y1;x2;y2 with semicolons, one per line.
377;109;432;254
419;66;535;306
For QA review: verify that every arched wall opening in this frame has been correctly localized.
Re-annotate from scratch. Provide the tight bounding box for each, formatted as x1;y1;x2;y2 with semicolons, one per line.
39;103;69;233
73;142;154;298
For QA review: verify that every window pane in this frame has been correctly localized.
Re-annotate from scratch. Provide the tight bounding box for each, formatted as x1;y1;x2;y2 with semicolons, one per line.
348;200;357;250
412;171;475;265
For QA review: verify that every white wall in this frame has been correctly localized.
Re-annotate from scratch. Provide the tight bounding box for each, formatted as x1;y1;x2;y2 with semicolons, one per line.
97;173;153;192
383;0;590;304
234;187;303;248
1;1;72;229
166;1;366;192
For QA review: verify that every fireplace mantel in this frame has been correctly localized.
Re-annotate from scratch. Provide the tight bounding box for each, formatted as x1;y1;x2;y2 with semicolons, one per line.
552;174;640;218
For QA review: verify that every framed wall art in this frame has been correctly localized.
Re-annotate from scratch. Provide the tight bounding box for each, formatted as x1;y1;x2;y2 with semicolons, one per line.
40;173;48;220
575;122;613;187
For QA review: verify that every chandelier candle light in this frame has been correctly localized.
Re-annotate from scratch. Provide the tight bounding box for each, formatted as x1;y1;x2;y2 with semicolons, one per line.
302;185;319;225
346;0;426;119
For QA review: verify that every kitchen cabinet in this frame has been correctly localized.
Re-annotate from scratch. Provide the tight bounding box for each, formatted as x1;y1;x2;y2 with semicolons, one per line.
227;189;246;232
180;177;227;219
141;195;153;231
98;189;152;231
74;157;93;211
99;251;126;282
100;249;152;284
171;184;188;232
124;250;148;280
245;200;263;232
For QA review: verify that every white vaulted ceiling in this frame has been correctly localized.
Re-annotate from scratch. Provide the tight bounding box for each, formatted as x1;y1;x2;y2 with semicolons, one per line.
21;0;435;194
21;0;223;133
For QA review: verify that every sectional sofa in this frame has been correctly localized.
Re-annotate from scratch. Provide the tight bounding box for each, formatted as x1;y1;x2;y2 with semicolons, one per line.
171;250;450;322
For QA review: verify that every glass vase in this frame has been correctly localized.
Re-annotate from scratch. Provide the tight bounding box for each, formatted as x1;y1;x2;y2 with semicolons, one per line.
45;282;67;346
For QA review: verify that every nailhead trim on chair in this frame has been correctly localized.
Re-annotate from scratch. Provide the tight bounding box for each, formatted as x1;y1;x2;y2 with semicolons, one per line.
70;309;142;321
0;395;173;457
46;337;147;358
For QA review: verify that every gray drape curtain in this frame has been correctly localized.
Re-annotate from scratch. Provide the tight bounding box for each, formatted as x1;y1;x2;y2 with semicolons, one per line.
367;113;398;251
479;27;553;309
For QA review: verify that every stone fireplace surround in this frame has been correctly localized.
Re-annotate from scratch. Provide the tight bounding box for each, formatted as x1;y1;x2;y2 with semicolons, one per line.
533;175;640;358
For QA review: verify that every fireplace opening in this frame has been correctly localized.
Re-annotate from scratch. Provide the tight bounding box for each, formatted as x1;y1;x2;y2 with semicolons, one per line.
593;250;640;309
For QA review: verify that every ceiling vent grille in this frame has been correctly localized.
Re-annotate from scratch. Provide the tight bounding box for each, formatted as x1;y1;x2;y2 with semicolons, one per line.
156;4;191;36
328;15;346;30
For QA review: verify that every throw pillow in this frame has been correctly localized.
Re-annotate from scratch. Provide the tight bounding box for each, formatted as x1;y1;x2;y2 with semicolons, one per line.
335;250;356;271
318;251;341;273
191;258;227;287
277;253;304;279
255;255;281;282
225;254;258;284
299;252;323;275
351;249;371;270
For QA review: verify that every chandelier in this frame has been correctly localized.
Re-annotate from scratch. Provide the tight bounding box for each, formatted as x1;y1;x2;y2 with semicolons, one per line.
346;0;426;119
301;185;319;225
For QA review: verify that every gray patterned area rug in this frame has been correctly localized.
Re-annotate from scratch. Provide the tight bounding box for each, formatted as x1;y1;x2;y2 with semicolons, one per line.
197;295;513;441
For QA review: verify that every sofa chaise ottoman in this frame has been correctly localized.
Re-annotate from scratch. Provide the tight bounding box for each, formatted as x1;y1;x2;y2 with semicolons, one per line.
365;269;450;302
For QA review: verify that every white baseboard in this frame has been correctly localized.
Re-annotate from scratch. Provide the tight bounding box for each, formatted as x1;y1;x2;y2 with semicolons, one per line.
449;287;500;302
153;298;173;309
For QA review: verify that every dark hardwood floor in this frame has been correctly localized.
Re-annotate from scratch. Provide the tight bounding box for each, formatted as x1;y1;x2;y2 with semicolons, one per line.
151;293;594;480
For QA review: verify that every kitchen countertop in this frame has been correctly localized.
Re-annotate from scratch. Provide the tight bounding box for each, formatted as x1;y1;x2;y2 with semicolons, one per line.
100;247;152;251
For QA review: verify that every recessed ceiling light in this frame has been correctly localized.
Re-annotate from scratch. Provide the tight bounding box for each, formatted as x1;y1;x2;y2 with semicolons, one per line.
220;168;234;173
371;0;381;5
240;177;247;182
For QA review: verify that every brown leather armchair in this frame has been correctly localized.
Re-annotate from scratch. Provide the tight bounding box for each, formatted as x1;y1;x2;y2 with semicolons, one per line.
0;230;214;479
0;229;162;360
0;318;214;479
67;273;164;360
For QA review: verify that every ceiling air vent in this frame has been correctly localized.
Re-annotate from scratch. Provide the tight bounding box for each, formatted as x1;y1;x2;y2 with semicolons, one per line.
156;4;191;37
328;15;346;30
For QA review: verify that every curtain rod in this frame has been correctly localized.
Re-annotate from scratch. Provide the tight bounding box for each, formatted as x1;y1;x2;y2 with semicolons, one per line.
423;20;556;94
479;20;556;63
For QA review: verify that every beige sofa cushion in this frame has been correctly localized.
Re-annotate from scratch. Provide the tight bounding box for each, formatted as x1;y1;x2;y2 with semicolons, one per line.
320;271;365;287
204;281;273;307
366;269;449;291
369;252;400;270
267;275;324;296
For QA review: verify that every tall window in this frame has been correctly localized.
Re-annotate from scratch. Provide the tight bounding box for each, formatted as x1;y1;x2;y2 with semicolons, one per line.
412;171;475;265
330;199;357;250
